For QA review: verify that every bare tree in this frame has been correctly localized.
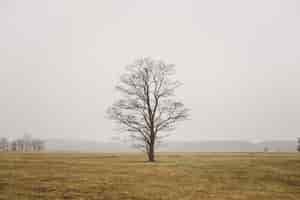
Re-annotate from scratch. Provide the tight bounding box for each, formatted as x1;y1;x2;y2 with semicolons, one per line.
298;138;300;152
11;140;17;151
108;58;189;162
23;133;33;152
0;138;9;152
16;139;25;152
32;139;45;152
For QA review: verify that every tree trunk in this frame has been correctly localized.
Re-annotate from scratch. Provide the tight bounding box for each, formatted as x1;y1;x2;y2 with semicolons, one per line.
148;142;155;162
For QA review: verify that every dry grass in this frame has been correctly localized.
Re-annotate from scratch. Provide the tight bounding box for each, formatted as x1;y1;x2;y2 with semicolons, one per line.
0;152;299;200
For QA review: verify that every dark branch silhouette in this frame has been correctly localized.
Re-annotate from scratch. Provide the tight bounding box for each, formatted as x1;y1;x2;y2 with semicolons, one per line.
108;58;189;161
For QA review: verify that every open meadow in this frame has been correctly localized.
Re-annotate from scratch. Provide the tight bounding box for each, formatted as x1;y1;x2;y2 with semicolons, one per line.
0;152;299;200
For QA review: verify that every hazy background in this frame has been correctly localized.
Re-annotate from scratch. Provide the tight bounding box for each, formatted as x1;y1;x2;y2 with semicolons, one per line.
0;0;299;143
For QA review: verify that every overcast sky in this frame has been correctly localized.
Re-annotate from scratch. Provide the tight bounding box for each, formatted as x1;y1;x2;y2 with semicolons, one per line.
0;0;299;142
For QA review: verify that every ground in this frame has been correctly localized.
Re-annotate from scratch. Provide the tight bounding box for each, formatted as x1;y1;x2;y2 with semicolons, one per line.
0;152;299;200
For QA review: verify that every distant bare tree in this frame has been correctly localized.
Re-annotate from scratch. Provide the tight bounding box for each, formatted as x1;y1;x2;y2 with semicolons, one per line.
32;139;45;152
16;139;25;152
108;58;189;162
23;134;33;152
11;140;17;151
0;138;9;152
298;138;300;152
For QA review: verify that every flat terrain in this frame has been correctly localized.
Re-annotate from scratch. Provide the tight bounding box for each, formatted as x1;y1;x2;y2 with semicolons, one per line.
0;153;299;200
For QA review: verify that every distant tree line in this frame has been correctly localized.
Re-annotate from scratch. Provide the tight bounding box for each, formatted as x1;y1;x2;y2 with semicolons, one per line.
0;134;45;152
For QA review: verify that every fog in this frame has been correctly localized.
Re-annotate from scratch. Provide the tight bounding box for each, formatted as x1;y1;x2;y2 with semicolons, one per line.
0;0;299;142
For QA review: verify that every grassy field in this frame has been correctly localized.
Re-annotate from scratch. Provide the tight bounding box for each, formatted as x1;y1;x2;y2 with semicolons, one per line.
0;153;299;200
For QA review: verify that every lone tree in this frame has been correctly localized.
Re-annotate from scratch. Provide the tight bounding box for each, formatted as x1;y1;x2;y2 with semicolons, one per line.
108;58;189;162
298;138;300;152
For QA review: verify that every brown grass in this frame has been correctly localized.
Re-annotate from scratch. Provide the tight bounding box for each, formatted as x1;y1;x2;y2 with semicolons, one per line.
0;152;299;199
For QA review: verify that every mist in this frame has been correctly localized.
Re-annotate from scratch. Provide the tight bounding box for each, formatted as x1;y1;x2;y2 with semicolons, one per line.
0;0;299;142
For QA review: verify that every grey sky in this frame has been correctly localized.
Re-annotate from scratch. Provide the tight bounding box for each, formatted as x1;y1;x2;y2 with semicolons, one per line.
0;0;299;142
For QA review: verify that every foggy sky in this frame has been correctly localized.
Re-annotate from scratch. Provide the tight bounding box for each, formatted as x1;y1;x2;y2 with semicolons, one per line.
0;0;299;142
